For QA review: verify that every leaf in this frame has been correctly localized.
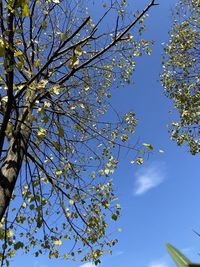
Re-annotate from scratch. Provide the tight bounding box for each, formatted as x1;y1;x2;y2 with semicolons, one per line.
136;157;143;165
52;141;60;149
69;199;74;205
64;253;69;259
7;230;14;238
41;21;47;29
143;143;153;150
111;213;118;221
74;46;82;56
55;170;62;175
16;61;23;71
0;38;5;57
61;33;66;40
14;241;24;250
14;50;23;57
53;239;62;246
116;203;121;209
52;84;60;95
104;169;110;175
34;59;40;68
9;250;15;257
68;56;79;68
58;125;64;137
37;127;47;138
166;243;191;267
22;0;29;17
22;202;26;208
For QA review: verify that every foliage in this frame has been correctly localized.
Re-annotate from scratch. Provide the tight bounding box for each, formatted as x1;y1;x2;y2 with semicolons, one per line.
161;0;200;155
0;0;157;265
166;243;200;267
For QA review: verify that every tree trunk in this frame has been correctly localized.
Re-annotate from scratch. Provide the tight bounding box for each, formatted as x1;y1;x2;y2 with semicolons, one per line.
0;120;31;221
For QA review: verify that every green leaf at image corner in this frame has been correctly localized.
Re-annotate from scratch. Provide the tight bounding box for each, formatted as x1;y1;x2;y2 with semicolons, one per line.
166;243;191;266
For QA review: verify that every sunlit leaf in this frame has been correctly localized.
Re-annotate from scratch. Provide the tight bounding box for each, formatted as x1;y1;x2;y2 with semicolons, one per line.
166;243;191;267
53;239;62;246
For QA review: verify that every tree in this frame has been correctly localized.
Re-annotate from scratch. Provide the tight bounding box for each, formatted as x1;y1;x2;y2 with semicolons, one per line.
0;0;157;265
161;0;200;155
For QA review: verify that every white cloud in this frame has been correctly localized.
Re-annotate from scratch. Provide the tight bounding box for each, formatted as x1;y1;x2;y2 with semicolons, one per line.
134;162;166;195
181;246;193;255
79;263;95;267
116;250;124;256
149;261;168;267
33;260;48;267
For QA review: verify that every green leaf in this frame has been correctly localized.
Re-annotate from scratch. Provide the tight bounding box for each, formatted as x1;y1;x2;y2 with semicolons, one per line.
14;241;24;250
111;213;118;221
16;61;23;71
41;20;47;29
0;38;5;57
58;125;64;137
166;243;191;267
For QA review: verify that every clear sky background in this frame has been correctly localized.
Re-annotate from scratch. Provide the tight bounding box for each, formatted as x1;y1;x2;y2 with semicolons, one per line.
11;0;200;267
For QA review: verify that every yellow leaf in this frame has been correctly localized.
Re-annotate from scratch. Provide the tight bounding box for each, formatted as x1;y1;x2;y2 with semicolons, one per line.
53;239;62;246
55;170;62;175
104;169;110;175
34;59;40;68
52;84;60;95
68;56;79;68
61;33;66;40
16;61;23;71
7;230;14;238
136;157;143;165
143;143;153;150
14;50;23;57
74;46;82;56
37;127;47;138
22;0;29;17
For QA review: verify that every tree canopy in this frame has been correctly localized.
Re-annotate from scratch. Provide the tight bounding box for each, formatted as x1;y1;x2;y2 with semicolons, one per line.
0;0;157;265
161;0;200;155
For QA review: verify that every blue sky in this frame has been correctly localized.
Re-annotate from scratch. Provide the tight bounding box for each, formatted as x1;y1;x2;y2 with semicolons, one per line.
10;0;200;267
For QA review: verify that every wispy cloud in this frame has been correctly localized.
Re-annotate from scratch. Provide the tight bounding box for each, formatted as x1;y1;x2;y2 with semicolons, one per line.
33;261;48;267
148;261;168;267
79;263;95;267
115;250;124;256
181;246;193;255
134;162;166;195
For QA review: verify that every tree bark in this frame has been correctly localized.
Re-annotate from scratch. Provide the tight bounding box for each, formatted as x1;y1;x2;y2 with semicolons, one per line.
0;120;31;221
